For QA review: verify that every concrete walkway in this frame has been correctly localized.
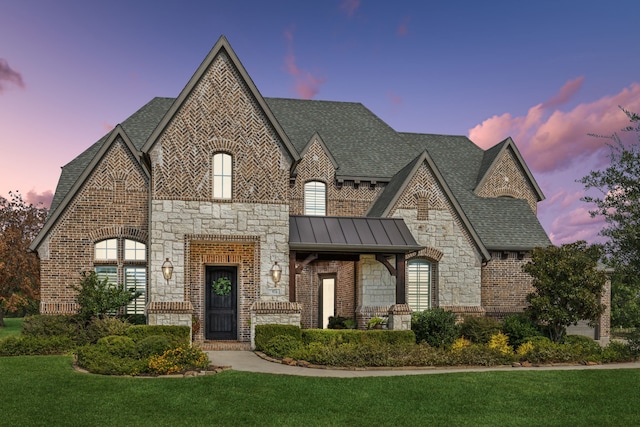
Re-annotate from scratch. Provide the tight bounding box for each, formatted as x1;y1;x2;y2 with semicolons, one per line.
207;351;640;378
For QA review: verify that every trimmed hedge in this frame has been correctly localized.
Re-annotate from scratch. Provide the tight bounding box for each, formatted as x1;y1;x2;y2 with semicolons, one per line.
254;325;302;351
0;335;75;356
301;329;415;346
125;325;190;347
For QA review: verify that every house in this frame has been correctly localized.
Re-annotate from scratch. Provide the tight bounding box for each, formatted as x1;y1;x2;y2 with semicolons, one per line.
31;36;607;347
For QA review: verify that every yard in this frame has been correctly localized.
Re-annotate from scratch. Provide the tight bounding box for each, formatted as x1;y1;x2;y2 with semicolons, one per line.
1;355;639;426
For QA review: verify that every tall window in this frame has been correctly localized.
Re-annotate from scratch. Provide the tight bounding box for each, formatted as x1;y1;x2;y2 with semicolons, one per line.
407;259;431;311
213;152;232;199
304;181;326;216
94;238;147;315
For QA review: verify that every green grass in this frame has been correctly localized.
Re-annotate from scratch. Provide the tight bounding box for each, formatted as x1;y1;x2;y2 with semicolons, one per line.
0;318;22;338
1;356;639;426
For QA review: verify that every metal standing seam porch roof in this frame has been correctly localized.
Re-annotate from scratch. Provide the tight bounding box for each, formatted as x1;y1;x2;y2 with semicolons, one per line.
289;215;424;254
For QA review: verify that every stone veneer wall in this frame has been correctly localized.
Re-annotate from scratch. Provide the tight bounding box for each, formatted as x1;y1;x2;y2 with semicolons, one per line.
148;200;290;337
396;208;482;308
355;254;396;328
38;139;148;314
481;251;534;316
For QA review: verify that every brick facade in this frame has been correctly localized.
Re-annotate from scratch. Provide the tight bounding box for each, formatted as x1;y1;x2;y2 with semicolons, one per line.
481;251;534;317
38;138;148;314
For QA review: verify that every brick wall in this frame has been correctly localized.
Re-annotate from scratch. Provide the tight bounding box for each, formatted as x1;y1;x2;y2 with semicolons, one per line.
475;148;539;213
39;138;148;314
481;251;534;316
187;239;259;342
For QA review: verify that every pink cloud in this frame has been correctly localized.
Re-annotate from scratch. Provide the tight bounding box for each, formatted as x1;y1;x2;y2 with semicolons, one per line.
387;91;403;105
548;205;606;245
469;81;640;174
340;0;360;17
283;28;326;99
0;58;25;92
397;17;410;36
102;122;115;133
541;76;584;109
24;190;53;209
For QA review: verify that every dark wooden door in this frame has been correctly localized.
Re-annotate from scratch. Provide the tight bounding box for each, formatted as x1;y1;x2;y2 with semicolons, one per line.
205;266;237;340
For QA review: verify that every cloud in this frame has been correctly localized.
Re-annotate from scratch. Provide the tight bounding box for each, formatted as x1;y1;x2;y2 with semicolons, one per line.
548;205;606;245
397;17;410;36
283;28;326;99
24;190;53;209
0;58;25;93
387;91;403;105
340;0;360;17
102;122;115;133
469;80;640;174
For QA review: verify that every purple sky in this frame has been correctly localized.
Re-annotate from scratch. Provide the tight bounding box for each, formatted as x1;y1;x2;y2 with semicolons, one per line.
2;0;639;245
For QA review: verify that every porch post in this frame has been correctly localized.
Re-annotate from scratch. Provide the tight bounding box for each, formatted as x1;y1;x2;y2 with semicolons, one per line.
396;255;406;304
289;251;296;302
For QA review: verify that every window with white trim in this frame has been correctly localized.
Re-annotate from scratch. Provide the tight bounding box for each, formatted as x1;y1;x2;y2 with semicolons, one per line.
94;238;147;315
213;152;232;199
407;259;431;311
304;181;326;216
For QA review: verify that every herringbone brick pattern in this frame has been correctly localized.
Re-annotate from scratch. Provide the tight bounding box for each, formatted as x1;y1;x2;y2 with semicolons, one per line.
475;148;538;212
389;161;446;215
151;52;289;203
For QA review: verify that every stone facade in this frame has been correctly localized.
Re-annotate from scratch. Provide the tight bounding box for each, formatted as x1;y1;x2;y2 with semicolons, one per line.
35;37;563;346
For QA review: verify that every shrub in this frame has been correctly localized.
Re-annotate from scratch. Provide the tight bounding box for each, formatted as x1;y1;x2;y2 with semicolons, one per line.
626;329;640;356
69;271;141;321
125;325;190;347
411;308;459;348
451;337;472;351
488;332;513;355
563;335;602;355
137;335;174;358
459;316;501;344
524;340;577;364
254;325;302;351
76;344;145;376
601;341;635;363
328;316;347;329
85;317;129;344
119;314;146;325
96;335;138;358
263;335;302;358
0;335;75;356
501;314;543;347
301;329;415;346
516;341;535;357
21;315;83;339
449;344;515;366
147;346;209;375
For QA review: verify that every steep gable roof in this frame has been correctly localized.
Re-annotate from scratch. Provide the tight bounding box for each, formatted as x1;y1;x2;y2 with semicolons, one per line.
142;36;299;165
475;137;545;201
30;124;146;251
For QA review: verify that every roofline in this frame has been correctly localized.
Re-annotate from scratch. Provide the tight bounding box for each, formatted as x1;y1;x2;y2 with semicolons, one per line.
30;125;141;252
141;35;300;164
289;243;424;254
336;175;390;184
297;132;339;170
368;150;491;261
475;137;545;201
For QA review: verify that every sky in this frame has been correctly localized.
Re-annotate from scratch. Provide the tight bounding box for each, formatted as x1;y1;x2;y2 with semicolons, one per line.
1;0;639;245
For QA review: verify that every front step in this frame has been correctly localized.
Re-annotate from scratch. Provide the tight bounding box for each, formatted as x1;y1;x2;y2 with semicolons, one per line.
199;341;251;351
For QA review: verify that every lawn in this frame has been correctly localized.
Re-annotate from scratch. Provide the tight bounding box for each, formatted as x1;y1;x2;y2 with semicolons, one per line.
1;356;638;426
0;318;22;338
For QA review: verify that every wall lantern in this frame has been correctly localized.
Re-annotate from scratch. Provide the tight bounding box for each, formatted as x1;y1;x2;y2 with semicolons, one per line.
270;261;282;284
162;258;174;284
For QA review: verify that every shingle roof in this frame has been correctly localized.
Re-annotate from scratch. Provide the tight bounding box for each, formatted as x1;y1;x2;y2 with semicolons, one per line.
41;97;550;254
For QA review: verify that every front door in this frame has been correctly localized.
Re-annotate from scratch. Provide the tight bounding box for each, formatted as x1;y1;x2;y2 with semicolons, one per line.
205;266;237;340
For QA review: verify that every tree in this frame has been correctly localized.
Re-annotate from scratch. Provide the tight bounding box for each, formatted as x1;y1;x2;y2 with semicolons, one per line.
0;191;48;327
579;108;640;327
69;271;141;321
523;241;606;343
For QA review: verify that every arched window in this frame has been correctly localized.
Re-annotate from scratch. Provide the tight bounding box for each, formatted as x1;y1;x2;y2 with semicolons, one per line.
407;259;432;311
94;238;147;315
213;152;232;199
304;181;326;216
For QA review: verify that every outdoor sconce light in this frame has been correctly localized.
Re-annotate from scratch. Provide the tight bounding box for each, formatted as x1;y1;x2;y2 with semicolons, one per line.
162;258;174;284
270;261;282;284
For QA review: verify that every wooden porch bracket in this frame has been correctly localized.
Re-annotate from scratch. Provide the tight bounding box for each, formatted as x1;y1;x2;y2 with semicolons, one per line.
295;253;318;274
375;254;397;276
